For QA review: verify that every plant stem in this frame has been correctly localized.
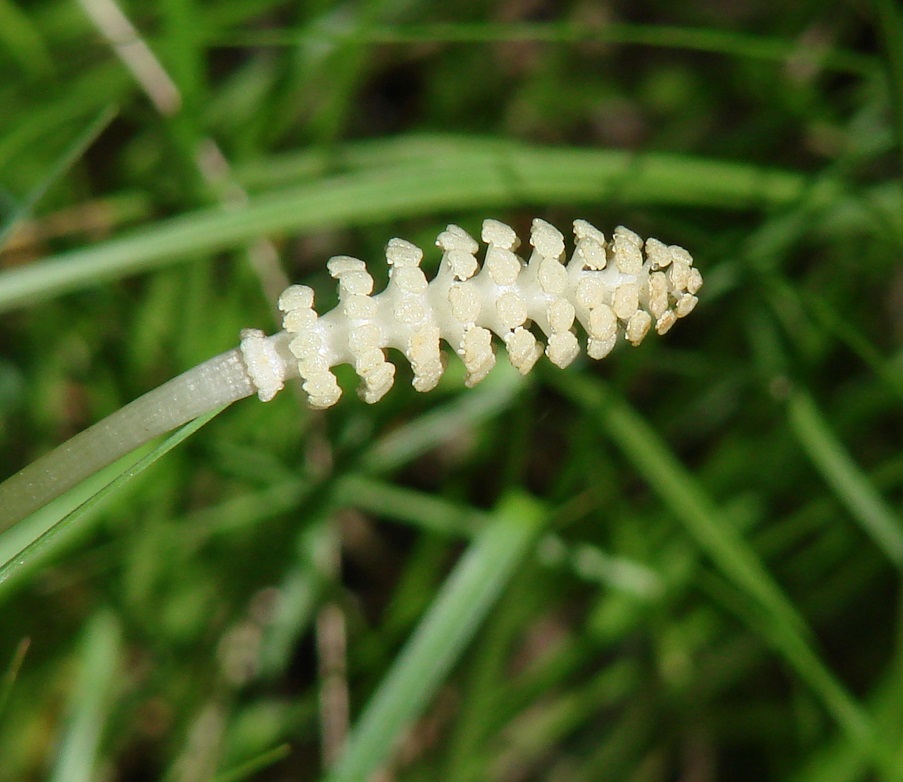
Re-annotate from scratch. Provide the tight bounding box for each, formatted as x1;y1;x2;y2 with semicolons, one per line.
0;348;256;534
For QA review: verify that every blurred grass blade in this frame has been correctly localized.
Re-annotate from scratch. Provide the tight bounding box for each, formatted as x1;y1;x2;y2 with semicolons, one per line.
0;637;30;722
758;615;891;777
340;477;662;596
0;136;838;313
874;0;903;169
49;611;122;782
337;475;483;537
326;492;544;782
0;106;116;248
796;287;903;402
555;374;889;768
77;0;182;116
258;521;334;679
787;388;903;567
214;744;293;782
362;362;523;471
557;373;807;634
0;0;54;77
0;446;153;590
210;24;876;77
790;593;903;782
0;407;225;592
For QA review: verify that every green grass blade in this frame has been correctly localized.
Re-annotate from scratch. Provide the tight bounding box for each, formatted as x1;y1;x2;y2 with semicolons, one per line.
214;744;293;782
336;475;483;536
257;521;333;679
209;23;876;77
49;611;122;782
159;0;206;108
0;137;836;313
0;407;226;592
362;362;523;472
556;372;807;634
787;388;903;567
0;638;29;723
0;447;154;593
0;0;54;77
325;492;544;782
796;287;903;403
554;373;889;770
0;105;116;248
339;476;662;596
874;0;903;170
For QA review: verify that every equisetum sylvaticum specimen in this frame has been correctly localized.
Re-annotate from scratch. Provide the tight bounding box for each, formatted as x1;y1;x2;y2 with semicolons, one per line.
0;218;702;531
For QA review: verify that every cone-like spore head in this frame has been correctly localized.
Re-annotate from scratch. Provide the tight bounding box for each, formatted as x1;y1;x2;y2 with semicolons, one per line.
244;218;702;408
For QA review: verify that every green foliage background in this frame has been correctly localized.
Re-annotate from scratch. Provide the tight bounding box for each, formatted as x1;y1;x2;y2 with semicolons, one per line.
1;1;902;780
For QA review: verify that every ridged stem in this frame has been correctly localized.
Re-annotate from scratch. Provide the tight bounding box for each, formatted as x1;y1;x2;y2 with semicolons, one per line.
0;348;258;534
